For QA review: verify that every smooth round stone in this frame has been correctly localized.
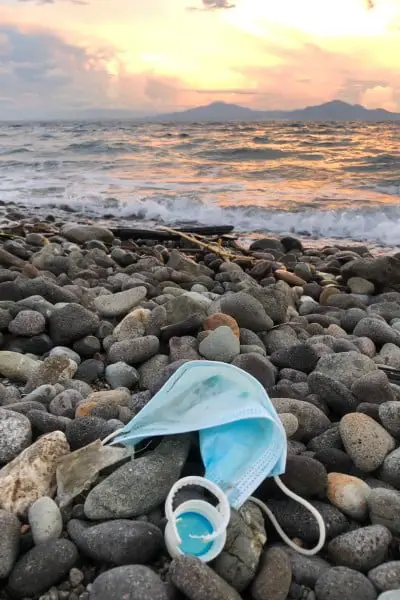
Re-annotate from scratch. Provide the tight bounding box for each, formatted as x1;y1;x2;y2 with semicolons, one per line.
67;519;163;565
49;389;83;418
379;402;400;438
94;287;147;318
203;313;240;338
0;408;32;463
219;292;273;332
24;384;58;406
8;309;46;336
73;335;101;358
377;592;400;600
105;362;139;389
339;413;395;473
28;497;63;545
327;525;392;572
65;416;115;451
315;566;377;600
49;303;99;346
251;547;292;600
0;509;20;578
49;346;82;364
265;499;348;544
368;488;400;535
169;555;242;600
7;539;78;598
281;455;328;497
199;326;240;363
315;448;353;474
369;562;400;592
277;545;330;587
279;413;299;438
378;447;400;489
89;565;168;600
348;277;375;295
327;473;371;520
272;397;330;442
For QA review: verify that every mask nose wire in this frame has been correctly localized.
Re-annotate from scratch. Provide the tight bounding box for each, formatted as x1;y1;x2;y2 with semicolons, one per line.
249;475;326;556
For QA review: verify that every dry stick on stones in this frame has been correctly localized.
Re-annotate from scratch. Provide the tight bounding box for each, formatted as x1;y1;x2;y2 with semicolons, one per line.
159;226;257;263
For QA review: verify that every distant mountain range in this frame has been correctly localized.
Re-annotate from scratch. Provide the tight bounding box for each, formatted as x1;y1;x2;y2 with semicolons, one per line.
139;100;400;122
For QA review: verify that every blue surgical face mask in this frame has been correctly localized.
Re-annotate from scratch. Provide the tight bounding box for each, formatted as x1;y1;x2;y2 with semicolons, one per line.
106;360;287;509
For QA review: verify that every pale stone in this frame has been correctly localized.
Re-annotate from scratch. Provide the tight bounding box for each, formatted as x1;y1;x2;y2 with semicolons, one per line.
0;431;70;516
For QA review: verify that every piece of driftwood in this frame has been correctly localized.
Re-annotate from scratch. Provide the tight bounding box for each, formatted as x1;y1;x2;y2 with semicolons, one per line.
110;225;234;241
159;226;257;263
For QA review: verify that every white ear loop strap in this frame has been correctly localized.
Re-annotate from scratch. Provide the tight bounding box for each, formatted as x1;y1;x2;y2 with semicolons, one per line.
249;475;326;556
165;476;231;547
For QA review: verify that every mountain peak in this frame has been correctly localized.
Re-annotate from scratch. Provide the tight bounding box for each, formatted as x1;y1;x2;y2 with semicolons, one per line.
139;99;400;123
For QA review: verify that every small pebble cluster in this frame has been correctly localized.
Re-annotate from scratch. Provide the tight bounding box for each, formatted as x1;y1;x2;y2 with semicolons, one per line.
1;222;400;600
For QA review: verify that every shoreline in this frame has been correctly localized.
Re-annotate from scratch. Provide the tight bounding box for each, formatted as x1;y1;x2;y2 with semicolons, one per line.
1;220;400;599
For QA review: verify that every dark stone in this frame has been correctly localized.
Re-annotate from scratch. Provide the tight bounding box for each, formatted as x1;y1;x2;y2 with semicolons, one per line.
314;449;353;474
315;566;377;600
232;353;276;392
270;344;319;374
7;539;78;598
49;303;99;345
65;417;116;450
265;500;349;544
280;455;328;497
308;372;358;415
67;519;163;565
89;565;168;600
75;359;105;384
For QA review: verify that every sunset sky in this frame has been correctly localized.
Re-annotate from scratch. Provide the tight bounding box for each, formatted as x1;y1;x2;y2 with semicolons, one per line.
0;0;399;117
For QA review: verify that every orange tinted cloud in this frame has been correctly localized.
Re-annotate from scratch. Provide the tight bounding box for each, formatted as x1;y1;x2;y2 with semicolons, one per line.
0;0;399;116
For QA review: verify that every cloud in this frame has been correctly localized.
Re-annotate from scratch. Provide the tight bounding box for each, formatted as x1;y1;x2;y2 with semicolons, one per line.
360;85;398;111
0;23;194;118
18;0;88;4
188;0;235;11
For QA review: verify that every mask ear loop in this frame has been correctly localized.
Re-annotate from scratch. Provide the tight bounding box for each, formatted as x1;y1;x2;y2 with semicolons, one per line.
249;475;326;556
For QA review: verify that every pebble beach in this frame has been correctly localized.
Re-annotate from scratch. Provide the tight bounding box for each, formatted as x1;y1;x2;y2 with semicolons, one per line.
1;218;400;600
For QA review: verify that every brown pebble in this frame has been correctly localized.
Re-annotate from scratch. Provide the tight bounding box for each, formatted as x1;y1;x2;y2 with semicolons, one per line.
203;313;240;338
274;269;307;286
319;286;341;305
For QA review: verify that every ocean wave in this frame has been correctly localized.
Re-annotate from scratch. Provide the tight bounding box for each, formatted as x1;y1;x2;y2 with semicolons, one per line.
65;140;140;154
0;147;31;155
196;147;292;160
15;193;400;246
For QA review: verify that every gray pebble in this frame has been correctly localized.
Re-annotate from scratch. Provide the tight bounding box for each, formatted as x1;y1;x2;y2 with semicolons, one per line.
49;389;83;418
89;565;168;600
84;436;190;519
0;509;20;578
169;555;242;600
368;561;400;592
328;525;392;571
8;309;46;336
378;447;400;489
0;408;32;463
199;326;240;363
49;346;82;365
315;566;377;600
67;519;163;565
368;488;400;535
105;362;139;389
28;497;63;545
7;539;78;598
251;546;292;600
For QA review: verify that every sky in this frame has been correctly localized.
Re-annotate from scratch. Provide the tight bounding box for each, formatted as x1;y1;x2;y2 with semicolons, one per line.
0;0;399;118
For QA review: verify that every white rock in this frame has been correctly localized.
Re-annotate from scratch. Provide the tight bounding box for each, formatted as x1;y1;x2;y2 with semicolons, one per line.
28;496;63;545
